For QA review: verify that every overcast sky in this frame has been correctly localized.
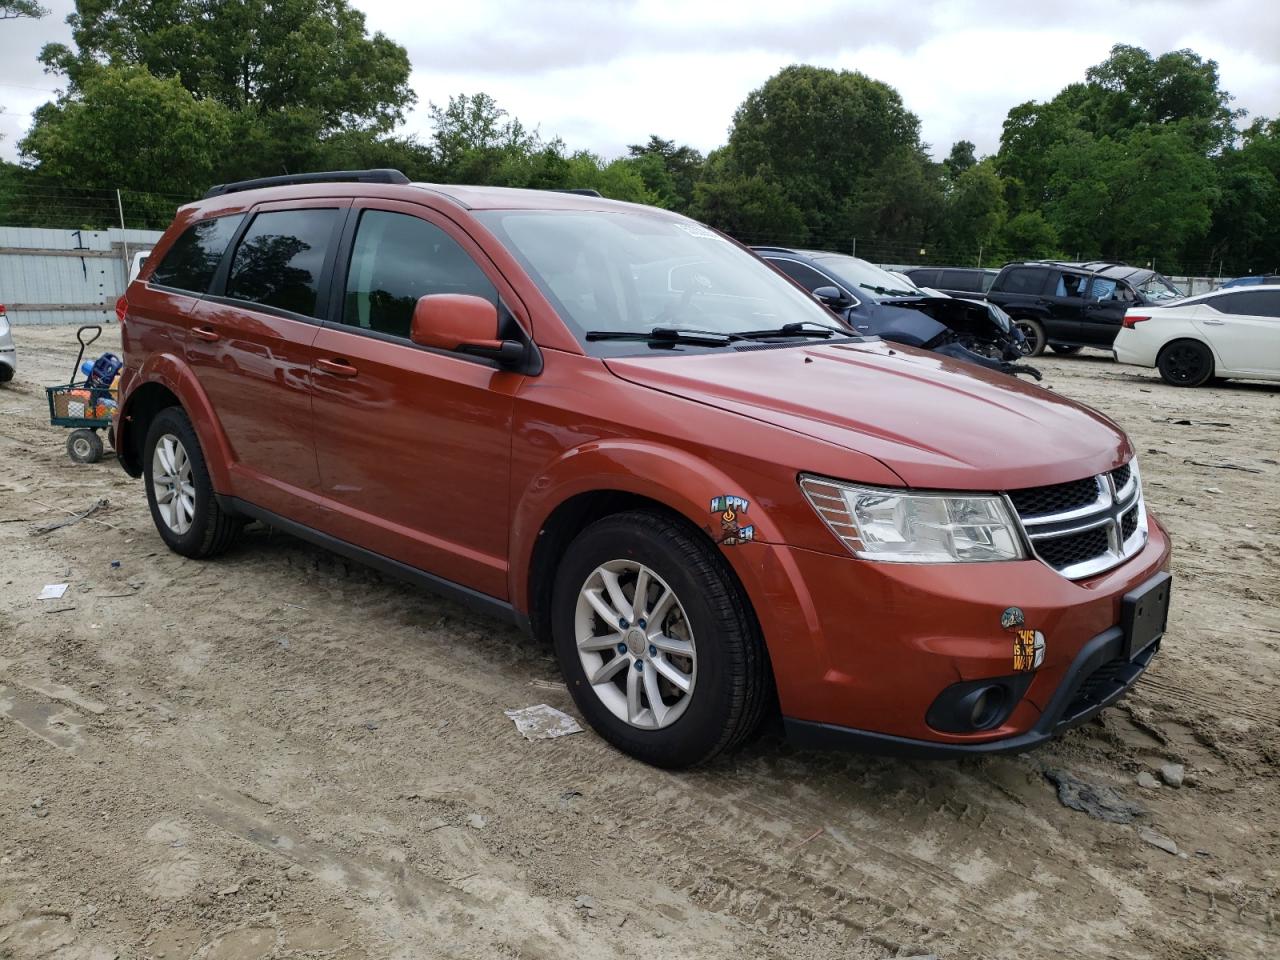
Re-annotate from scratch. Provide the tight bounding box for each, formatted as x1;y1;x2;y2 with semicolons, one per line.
3;0;1279;166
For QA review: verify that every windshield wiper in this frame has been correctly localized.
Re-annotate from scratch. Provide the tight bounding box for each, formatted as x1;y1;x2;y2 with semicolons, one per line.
733;321;845;339
585;327;738;346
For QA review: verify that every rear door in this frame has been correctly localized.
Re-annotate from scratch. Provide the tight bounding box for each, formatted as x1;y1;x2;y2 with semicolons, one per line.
1042;269;1090;342
308;200;523;599
187;200;349;521
1195;290;1280;375
1081;276;1138;345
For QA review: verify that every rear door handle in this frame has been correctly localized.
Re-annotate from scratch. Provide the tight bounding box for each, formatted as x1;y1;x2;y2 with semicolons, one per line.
316;358;359;377
192;326;220;342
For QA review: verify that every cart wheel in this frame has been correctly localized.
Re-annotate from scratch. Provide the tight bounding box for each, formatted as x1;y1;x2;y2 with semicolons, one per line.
67;429;104;464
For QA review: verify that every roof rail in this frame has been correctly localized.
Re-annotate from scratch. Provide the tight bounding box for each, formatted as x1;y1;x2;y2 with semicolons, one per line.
203;169;410;199
551;188;604;197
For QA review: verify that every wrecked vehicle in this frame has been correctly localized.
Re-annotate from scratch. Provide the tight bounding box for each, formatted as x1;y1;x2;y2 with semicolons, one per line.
754;247;1040;378
114;170;1172;768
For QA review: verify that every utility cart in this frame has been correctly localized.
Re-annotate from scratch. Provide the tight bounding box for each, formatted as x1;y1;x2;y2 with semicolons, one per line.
45;325;119;464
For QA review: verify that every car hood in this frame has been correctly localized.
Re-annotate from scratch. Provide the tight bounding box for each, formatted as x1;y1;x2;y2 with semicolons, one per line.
604;339;1131;490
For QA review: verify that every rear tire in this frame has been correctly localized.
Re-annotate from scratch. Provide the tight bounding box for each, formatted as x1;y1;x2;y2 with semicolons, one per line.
551;510;769;768
143;407;242;558
66;429;103;464
1012;317;1046;356
1157;339;1214;387
1050;344;1083;355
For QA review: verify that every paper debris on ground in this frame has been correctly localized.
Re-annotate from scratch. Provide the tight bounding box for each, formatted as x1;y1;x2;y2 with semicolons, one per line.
504;704;583;741
37;583;69;600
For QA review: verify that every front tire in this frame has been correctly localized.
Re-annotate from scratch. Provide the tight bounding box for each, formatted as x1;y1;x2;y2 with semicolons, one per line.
551;510;769;768
1012;317;1046;356
1157;339;1214;387
1050;344;1083;355
143;407;242;558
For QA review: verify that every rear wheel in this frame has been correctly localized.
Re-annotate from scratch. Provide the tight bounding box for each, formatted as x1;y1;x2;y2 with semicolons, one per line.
1012;317;1046;356
143;407;242;557
1157;339;1214;387
66;429;103;464
1050;344;1083;355
551;510;769;768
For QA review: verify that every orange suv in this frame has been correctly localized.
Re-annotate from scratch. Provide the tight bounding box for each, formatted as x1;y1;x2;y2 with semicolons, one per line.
114;169;1172;767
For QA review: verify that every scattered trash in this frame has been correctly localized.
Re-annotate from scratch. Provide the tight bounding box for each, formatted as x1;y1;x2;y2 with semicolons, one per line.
528;678;567;691
1183;458;1262;473
504;704;583;741
1137;771;1160;789
1204;487;1224;494
1160;763;1185;788
794;827;824;849
110;560;121;568
467;813;486;830
37;583;69;600
1157;417;1231;427
216;883;241;897
363;721;379;731
1043;768;1145;824
1138;828;1179;856
31;498;112;535
574;894;599;917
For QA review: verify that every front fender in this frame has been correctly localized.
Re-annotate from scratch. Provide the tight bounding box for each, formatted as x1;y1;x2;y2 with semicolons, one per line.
510;438;788;611
118;352;233;491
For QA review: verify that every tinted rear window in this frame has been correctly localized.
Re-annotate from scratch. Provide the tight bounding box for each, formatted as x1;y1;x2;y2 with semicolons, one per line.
1209;290;1280;318
150;215;244;294
940;270;982;291
226;209;341;318
998;267;1049;295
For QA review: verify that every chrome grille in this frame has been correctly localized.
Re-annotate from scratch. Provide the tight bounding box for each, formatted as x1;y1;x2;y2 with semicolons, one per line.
1007;460;1147;580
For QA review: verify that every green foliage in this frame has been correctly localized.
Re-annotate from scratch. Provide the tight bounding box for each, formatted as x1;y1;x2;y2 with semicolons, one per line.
0;0;47;18
625;136;705;210
939;160;1006;258
943;140;977;181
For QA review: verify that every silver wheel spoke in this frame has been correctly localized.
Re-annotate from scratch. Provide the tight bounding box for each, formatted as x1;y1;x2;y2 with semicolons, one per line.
590;654;630;685
643;667;669;726
653;655;692;694
646;588;675;627
626;666;643;724
598;567;633;621
650;633;693;658
584;587;622;627
631;567;650;620
579;631;623;653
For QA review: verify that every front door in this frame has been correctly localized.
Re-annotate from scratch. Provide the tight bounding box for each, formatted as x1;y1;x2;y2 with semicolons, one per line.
309;201;523;599
1081;276;1138;345
1042;270;1090;342
186;200;349;521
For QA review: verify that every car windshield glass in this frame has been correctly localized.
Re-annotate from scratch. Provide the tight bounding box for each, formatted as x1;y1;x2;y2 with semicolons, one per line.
810;254;920;299
474;211;847;351
1135;273;1183;301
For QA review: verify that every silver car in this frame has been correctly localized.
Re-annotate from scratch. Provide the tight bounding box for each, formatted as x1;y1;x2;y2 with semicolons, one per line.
0;305;15;383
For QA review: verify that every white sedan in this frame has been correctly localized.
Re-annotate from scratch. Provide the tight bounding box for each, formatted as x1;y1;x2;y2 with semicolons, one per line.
1114;285;1280;387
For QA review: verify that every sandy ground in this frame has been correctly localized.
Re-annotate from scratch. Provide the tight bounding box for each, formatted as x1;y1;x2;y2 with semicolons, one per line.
0;324;1277;960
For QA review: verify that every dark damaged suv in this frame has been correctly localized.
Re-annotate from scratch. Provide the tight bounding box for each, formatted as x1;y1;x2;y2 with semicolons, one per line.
986;261;1183;356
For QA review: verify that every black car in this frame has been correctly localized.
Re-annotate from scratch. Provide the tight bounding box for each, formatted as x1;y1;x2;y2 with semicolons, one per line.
904;266;999;298
985;260;1182;356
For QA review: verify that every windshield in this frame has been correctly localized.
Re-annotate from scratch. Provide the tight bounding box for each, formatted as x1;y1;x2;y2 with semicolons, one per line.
1135;273;1183;301
474;211;847;352
810;254;921;299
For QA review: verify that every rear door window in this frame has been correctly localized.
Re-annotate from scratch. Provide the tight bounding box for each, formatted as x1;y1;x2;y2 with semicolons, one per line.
998;267;1049;295
341;210;497;340
150;215;244;294
1209;290;1280;318
907;269;939;288
226;208;341;318
940;270;979;292
1054;273;1089;298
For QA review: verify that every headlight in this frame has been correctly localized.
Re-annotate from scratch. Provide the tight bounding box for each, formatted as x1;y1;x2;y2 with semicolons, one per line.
800;475;1026;563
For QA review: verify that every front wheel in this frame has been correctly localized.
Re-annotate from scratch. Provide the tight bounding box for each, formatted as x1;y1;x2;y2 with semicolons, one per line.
1012;317;1046;357
551;511;769;768
143;407;243;558
1157;339;1214;387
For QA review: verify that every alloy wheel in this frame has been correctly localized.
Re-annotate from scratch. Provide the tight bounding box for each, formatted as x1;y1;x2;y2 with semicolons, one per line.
151;433;196;535
574;560;697;730
1164;343;1208;384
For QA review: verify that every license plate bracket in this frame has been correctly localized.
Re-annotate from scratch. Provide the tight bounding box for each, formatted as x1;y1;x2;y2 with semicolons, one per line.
1121;572;1172;661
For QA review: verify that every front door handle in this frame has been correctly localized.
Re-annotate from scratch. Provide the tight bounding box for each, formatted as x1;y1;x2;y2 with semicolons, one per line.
316;358;359;377
1201;318;1225;326
192;326;220;342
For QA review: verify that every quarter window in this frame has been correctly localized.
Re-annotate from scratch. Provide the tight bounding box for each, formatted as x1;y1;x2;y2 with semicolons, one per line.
226;208;340;318
999;268;1049;295
150;215;244;294
1209;290;1280;318
342;210;497;340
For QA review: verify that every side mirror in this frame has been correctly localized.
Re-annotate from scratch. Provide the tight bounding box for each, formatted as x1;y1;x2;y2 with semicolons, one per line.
410;294;525;366
812;285;849;309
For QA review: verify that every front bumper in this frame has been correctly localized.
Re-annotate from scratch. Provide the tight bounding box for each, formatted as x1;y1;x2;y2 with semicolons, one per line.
742;512;1171;753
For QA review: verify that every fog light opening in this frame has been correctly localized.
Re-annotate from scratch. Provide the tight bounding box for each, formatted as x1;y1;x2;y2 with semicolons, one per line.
966;685;1006;730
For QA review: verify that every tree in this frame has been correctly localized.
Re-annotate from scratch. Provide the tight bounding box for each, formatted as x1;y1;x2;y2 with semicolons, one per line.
940;160;1006;259
40;0;413;135
20;65;231;197
690;153;807;244
999;211;1060;260
943;140;977;181
625;136;704;210
0;1;46;19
